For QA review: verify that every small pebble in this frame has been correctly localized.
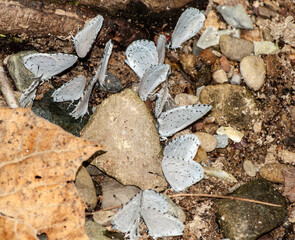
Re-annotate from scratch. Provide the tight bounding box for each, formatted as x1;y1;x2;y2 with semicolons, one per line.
197;26;220;49
253;121;262;132
216;126;244;142
174;93;199;106
179;54;198;71
204;10;220;29
195;132;218;152
230;74;241;85
194;147;207;163
240;28;263;42
200;49;218;65
253;41;280;55
279;150;295;165
220;56;230;72
243;160;257;177
214;134;229;148
259;163;286;183
212;69;228;83
240;56;266;91
220;35;254;61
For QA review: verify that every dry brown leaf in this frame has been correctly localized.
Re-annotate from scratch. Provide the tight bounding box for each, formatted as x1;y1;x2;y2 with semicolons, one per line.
283;166;295;202
0;108;103;240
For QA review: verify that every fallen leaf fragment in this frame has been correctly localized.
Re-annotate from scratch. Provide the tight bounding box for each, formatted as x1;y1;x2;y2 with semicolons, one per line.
0;108;103;240
283;166;295;202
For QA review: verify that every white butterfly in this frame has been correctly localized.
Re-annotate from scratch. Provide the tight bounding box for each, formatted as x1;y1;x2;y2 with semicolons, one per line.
125;39;159;78
162;134;204;192
74;14;104;58
23;53;78;81
51;75;86;102
156;35;166;64
19;80;40;107
154;81;170;118
112;190;184;240
157;104;212;138
138;64;170;101
98;39;113;86
171;7;205;49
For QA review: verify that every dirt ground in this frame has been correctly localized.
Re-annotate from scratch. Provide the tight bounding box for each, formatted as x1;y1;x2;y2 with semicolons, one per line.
0;0;295;239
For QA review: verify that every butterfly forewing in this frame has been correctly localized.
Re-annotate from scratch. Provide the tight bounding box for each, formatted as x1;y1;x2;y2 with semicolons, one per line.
157;104;212;138
141;190;168;213
23;53;78;81
98;39;113;86
138;64;170;101
19;80;40;107
156;34;166;64
171;8;205;48
74;14;104;58
125;39;158;78
154;82;169;118
112;192;142;235
162;155;204;192
52;75;86;102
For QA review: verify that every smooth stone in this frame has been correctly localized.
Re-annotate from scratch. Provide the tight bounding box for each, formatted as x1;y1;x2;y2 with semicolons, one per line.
7;50;38;91
199;84;258;129
240;56;266;91
81;89;167;190
212;69;228;83
101;176;140;209
214;134;229;148
98;72;122;93
220;35;254;61
75;166;97;210
220;56;230;72
243;160;257;177
93;210;116;226
217;179;287;240
195;132;218;152
259;163;287;183
197;25;220;49
85;220;121;240
203;166;237;182
230;74;241;85
174;93;199;106
216;4;254;29
194;147;207;163
216;126;244;143
32;90;89;137
279;150;295;164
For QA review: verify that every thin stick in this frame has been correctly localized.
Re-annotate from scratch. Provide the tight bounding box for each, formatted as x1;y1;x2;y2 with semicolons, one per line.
0;62;19;108
170;193;282;207
85;204;123;215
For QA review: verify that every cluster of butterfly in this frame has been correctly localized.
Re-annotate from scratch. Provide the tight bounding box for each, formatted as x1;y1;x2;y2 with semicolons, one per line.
21;7;213;239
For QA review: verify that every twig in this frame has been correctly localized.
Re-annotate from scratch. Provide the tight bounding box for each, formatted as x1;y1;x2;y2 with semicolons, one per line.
169;193;282;207
85;204;123;215
0;62;19;108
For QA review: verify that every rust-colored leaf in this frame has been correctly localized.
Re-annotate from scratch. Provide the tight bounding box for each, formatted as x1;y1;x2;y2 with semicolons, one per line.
283;166;295;202
0;108;103;240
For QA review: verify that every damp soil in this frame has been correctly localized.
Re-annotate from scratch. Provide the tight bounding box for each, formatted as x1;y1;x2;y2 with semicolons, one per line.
1;0;295;239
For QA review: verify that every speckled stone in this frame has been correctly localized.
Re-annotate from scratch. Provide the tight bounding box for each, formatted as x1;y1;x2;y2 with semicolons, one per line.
195;132;218;152
217;179;287;240
220;35;254;61
199;84;258;130
259;163;287;183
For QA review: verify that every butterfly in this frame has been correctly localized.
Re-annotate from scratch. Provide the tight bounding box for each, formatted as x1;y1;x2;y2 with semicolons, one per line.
74;14;104;58
154;81;170;118
23;53;78;81
125;39;159;78
156;34;166;64
162;134;204;191
171;7;205;49
19;80;40;107
157;104;212;138
138;64;170;101
112;190;184;240
51;75;86;102
98;39;113;87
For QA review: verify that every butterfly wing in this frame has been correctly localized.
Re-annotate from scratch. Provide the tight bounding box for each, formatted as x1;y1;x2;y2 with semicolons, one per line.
98;39;113;86
154;82;169;118
162;155;204;192
171;8;205;49
23;53;78;81
112;192;142;238
19;80;40;107
157;104;212;138
156;34;166;64
52;75;86;102
164;134;200;161
125;39;158;78
138;64;170;101
74;14;104;58
141;190;168;213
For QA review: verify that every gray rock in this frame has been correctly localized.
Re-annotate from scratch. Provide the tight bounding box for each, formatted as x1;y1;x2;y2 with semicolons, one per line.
7;50;38;91
199;84;258;130
220;35;254;61
75;166;97;210
217;179;287;240
101;176;141;209
197;25;220;49
240;56;266;91
85;220;122;240
81;89;167;190
230;74;241;85
98;72;122;93
214;134;229;148
217;4;254;29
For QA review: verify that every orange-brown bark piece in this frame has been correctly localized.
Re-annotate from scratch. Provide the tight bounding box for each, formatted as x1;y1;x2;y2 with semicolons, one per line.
0;108;103;240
